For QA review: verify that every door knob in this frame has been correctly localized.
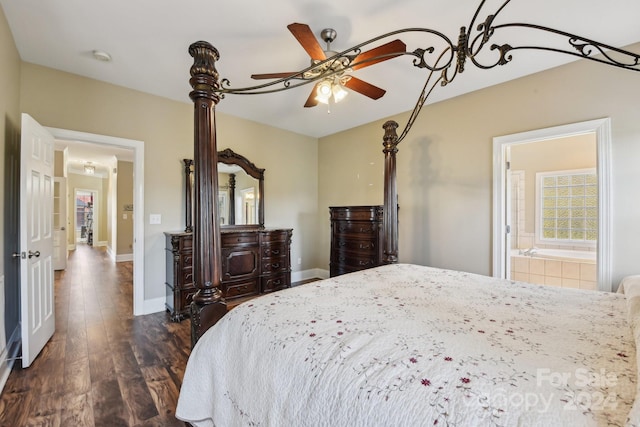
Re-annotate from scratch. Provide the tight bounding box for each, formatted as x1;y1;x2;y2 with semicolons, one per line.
12;252;24;259
28;250;41;259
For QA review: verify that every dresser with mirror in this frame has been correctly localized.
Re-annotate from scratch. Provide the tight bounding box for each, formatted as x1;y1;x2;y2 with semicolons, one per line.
165;148;292;321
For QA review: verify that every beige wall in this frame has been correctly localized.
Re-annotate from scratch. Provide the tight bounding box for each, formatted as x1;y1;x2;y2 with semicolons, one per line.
19;63;318;304
511;134;596;233
319;44;640;287
116;161;134;255
0;4;21;340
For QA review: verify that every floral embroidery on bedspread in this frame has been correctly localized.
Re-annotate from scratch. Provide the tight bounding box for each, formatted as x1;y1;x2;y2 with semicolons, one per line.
178;264;638;427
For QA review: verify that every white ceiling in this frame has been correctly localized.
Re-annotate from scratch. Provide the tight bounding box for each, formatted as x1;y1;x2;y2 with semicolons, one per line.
3;0;640;146
54;138;134;178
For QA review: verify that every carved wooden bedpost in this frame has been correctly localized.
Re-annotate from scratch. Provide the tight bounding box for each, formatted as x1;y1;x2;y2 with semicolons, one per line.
188;41;227;346
183;159;194;232
228;173;236;225
382;120;399;264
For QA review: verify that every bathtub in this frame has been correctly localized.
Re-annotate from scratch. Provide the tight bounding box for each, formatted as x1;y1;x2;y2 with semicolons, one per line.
510;248;597;290
515;248;596;263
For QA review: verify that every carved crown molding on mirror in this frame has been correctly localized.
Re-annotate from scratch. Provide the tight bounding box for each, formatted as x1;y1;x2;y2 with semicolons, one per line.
185;148;265;231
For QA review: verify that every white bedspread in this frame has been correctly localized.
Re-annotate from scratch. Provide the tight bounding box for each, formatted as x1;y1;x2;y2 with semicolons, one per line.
176;264;639;426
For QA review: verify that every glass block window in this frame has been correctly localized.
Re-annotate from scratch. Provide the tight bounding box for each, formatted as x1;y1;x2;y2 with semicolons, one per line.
536;169;597;246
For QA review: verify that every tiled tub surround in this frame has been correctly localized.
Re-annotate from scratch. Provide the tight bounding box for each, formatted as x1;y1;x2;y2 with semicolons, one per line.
510;249;597;290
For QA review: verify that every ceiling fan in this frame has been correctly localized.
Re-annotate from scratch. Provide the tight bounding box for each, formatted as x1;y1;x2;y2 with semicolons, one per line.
251;23;406;108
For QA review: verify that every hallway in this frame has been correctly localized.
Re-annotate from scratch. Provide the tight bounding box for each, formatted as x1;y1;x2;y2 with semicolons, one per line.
0;244;190;426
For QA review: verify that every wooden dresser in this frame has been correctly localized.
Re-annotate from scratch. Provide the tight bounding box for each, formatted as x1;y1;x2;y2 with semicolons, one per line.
330;206;384;277
165;228;292;321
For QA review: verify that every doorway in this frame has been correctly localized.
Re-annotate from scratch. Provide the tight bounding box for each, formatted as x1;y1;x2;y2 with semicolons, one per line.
492;118;612;292
46;127;145;315
75;189;97;245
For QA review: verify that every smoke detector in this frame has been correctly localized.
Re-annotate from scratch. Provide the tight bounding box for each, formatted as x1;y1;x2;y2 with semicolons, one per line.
92;50;112;62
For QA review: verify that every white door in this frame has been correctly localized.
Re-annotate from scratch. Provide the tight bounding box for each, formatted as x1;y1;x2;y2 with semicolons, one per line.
20;113;55;367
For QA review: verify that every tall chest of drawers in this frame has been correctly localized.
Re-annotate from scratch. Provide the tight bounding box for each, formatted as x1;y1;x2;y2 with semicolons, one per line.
165;228;292;321
165;231;194;321
329;206;384;277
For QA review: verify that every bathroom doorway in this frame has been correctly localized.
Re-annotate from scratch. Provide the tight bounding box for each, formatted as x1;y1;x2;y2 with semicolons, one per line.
508;136;597;290
492;118;612;291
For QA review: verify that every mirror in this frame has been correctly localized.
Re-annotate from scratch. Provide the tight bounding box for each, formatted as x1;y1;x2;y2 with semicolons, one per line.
184;148;264;230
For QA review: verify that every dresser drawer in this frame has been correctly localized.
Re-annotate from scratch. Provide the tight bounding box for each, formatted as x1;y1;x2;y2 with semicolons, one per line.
180;266;193;286
260;230;291;243
167;233;192;252
261;255;289;274
332;238;378;254
261;273;290;293
332;252;379;270
330;206;383;221
332;221;380;238
330;263;361;277
223;278;260;299
262;243;287;258
179;252;193;268
180;288;197;312
179;236;193;251
222;232;259;247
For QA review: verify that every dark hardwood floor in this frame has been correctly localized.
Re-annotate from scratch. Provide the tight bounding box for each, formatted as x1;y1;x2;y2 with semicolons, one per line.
0;244;191;426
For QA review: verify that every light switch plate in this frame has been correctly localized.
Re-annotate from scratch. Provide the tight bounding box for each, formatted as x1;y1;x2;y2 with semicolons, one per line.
149;214;161;225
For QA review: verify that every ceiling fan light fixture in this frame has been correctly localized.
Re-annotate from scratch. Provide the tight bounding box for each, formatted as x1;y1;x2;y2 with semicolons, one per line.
332;82;348;103
315;80;333;104
315;78;349;105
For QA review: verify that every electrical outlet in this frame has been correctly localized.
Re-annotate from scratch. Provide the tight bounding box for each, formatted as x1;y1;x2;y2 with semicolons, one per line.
297;257;302;265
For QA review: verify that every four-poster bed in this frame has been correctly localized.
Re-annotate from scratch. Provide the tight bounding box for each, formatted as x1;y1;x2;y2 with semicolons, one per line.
178;0;640;424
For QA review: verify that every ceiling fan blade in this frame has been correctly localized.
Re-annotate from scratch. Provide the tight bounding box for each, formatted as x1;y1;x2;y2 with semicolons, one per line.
344;77;386;100
304;83;319;107
251;72;301;80
287;23;327;61
351;39;406;70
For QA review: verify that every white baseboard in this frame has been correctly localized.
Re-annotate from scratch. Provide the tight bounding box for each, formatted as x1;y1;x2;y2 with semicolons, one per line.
143;297;166;315
291;268;329;285
0;348;9;395
116;253;133;263
106;246;116;262
107;244;133;262
0;326;21;395
94;241;107;247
